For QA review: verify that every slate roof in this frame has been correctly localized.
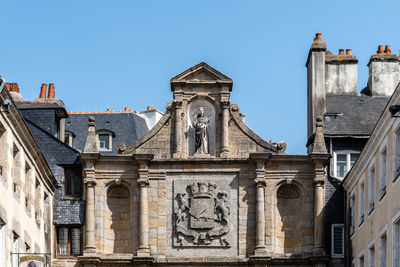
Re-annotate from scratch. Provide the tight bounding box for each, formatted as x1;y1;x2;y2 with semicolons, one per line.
66;112;149;154
324;95;390;136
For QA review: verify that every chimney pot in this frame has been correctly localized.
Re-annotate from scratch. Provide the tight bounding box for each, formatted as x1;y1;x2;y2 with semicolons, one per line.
48;84;55;98
315;33;322;40
323;42;326;47
107;109;111;112
39;84;47;98
385;45;391;54
11;83;19;93
377;45;384;54
4;83;11;91
346;49;352;56
338;49;344;56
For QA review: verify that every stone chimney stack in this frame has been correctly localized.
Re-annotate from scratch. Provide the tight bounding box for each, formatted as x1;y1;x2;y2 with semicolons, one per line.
306;33;327;139
367;45;399;96
325;48;358;95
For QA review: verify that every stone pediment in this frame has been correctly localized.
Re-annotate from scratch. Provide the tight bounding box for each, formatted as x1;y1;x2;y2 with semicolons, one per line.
171;62;233;91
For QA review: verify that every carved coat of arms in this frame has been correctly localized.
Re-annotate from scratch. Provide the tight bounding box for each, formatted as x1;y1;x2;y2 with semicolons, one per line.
174;181;230;247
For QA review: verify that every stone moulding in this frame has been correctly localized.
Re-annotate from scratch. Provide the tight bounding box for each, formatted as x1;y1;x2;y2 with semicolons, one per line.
121;110;172;154
229;104;280;153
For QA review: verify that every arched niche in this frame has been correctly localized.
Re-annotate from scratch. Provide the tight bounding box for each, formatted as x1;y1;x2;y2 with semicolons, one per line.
187;99;216;156
105;184;131;253
275;183;303;254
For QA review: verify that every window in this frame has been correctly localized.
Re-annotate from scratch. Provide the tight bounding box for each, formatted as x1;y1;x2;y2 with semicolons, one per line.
56;226;82;256
332;151;360;179
368;244;375;267
359;181;365;225
379;148;387;200
12;232;19;267
63;166;82;199
359;254;365;267
12;144;21;198
96;131;113;151
394;127;400;180
350;193;355;235
368;166;375;214
0;221;5;267
64;131;75;147
331;224;344;257
393;215;400;267
380;231;387;267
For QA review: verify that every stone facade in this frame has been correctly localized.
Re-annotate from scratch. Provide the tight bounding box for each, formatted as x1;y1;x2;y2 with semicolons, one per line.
77;63;330;266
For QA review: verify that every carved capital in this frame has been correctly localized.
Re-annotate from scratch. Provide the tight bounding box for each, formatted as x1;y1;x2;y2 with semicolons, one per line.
255;177;266;187
221;100;230;109
137;178;149;187
173;100;183;109
314;178;325;187
84;179;97;187
166;102;173;111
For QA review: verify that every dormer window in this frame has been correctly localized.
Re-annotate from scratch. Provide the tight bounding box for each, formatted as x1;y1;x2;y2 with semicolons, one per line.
64;130;75;147
96;130;113;151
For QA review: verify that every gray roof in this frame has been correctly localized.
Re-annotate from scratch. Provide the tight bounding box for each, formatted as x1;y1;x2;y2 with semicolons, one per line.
324;95;390;136
66;112;149;154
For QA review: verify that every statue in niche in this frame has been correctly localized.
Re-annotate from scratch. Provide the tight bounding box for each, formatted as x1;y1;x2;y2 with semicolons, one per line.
193;107;209;154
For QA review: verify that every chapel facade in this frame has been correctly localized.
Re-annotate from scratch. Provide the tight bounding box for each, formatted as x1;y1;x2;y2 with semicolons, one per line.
77;63;330;267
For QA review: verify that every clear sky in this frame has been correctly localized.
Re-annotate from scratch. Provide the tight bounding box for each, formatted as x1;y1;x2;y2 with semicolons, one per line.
1;1;399;154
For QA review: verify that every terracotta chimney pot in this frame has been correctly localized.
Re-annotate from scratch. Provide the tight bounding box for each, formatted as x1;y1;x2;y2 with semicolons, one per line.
346;49;352;56
315;33;322;40
339;49;344;56
39;84;47;98
106;109;111;112
377;45;384;54
11;83;19;93
385;45;391;54
48;84;55;98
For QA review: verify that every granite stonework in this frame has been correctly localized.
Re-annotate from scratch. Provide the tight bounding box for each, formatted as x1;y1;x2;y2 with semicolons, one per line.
77;63;330;266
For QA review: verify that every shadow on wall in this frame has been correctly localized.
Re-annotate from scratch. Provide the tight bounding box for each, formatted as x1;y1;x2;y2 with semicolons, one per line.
106;185;132;253
276;184;303;254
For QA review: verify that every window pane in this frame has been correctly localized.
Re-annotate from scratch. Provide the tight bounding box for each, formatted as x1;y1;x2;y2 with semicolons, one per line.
64;167;82;198
337;154;347;177
350;153;359;167
99;134;109;149
58;227;68;255
71;228;81;255
333;226;344;255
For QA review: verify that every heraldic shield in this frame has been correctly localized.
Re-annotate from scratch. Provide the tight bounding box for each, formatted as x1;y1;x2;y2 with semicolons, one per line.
174;181;231;247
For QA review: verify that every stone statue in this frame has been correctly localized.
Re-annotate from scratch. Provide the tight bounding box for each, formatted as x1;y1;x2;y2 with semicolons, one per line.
193;107;209;154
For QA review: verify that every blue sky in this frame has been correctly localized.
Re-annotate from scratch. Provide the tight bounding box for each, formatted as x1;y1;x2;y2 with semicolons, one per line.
1;1;399;154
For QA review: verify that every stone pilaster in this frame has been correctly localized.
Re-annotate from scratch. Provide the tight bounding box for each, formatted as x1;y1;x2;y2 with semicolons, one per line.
134;154;153;256
221;100;230;157
313;160;325;255
173;99;183;158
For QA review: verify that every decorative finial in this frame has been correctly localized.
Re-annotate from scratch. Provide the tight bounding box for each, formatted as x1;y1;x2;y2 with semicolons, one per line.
83;115;98;153
311;116;327;154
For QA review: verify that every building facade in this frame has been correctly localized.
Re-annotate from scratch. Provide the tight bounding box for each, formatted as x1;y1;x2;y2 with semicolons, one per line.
343;83;400;267
76;63;330;266
0;83;57;267
306;33;399;264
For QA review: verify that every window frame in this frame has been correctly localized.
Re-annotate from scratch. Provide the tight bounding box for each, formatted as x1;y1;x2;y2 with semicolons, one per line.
64;130;75;147
379;226;388;267
368;164;376;215
358;179;365;227
331;150;360;179
368;239;375;267
393;124;400;182
350;191;356;236
56;225;82;258
379;146;387;201
392;210;400;267
96;130;113;151
62;166;82;200
331;224;344;258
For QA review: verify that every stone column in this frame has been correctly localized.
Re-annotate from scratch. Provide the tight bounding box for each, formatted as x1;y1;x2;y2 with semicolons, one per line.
313;161;325;255
221;100;230;156
255;175;266;254
84;179;96;253
137;176;150;256
173;100;183;158
134;154;153;257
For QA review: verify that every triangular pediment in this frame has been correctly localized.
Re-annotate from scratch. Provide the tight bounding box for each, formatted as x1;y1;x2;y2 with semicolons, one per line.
171;62;233;91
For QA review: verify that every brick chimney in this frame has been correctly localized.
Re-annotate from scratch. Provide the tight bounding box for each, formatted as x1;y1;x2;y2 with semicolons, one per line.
8;82;24;101
367;45;399;96
325;48;358;95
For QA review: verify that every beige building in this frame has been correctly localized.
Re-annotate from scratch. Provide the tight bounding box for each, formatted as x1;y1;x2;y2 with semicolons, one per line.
76;63;331;266
343;83;400;267
0;83;57;267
